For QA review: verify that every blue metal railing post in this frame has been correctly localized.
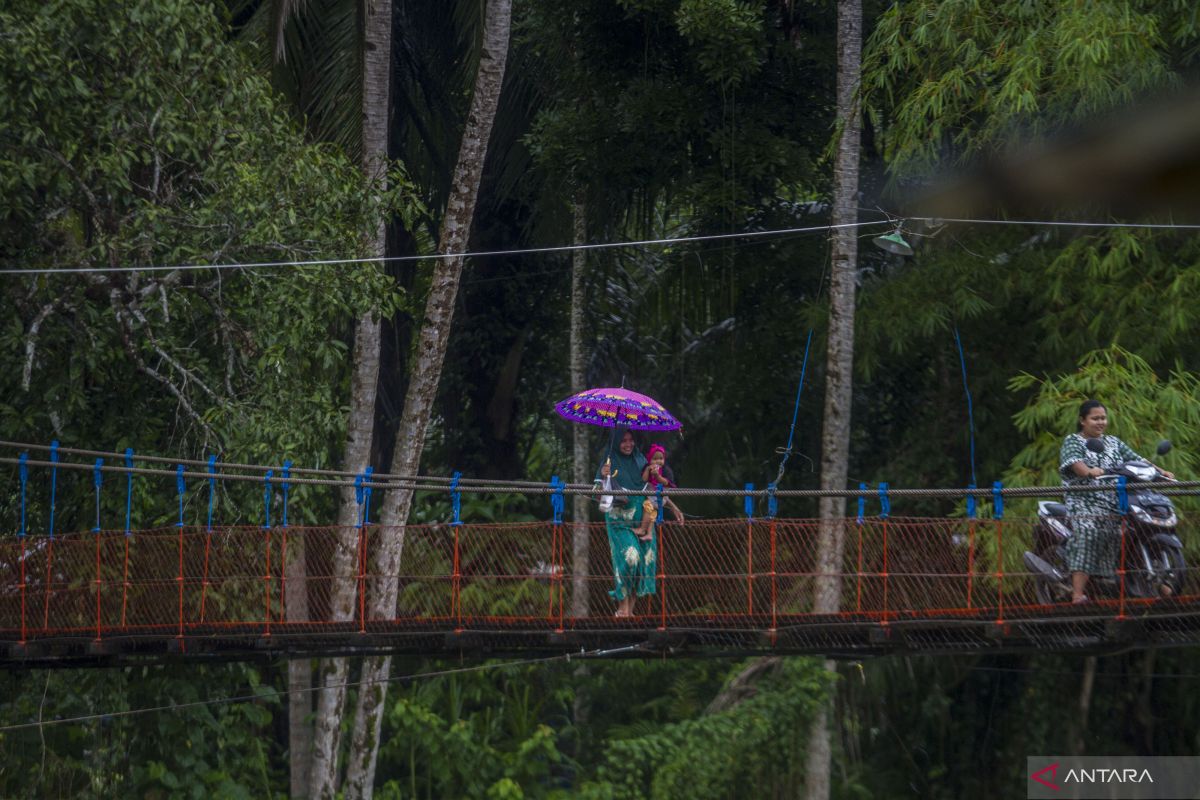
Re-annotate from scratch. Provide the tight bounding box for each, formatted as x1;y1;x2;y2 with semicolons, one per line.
281;460;293;527
744;483;754;522
124;448;134;536
92;459;103;532
550;476;564;524
856;483;866;525
362;466;374;526
18;453;28;537
449;471;462;527
176;465;186;528
766;482;778;519
1116;476;1129;513
878;483;890;519
992;481;1004;519
206;455;216;533
48;440;59;537
262;470;274;529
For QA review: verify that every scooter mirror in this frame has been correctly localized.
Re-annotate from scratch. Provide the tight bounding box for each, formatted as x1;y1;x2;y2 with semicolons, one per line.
1085;437;1105;453
1156;439;1172;456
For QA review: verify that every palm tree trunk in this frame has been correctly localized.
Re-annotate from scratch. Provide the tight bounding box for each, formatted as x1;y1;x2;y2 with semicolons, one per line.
570;195;590;618
341;1;512;796
308;0;392;797
805;0;862;798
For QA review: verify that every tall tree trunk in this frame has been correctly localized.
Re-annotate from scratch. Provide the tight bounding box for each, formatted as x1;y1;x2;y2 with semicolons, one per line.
341;2;512;796
570;195;590;618
308;1;392;797
286;546;312;798
804;1;862;798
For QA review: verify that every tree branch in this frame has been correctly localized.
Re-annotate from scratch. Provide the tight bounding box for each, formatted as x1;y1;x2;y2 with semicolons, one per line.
22;297;68;391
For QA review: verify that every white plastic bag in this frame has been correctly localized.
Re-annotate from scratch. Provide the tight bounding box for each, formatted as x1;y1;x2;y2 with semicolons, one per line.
598;473;615;513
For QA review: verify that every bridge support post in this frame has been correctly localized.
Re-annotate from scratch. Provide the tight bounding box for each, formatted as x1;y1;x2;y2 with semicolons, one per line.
993;481;1005;626
278;462;292;632
93;459;104;644
765;483;777;631
744;484;754;617
550;476;565;632
121;448;133;627
1117;477;1129;620
768;516;778;642
856;484;866;614
177;465;186;641
18;453;27;645
450;472;462;632
200;456;215;623
879;483;890;625
262;470;274;639
966;483;976;610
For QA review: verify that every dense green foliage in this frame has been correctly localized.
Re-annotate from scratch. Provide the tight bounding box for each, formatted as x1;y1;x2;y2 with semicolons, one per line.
4;0;1200;797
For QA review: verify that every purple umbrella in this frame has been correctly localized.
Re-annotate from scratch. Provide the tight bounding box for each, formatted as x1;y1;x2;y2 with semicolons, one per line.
554;387;681;431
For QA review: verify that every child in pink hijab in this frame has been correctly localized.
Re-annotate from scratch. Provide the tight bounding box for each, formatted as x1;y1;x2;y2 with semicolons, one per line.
632;444;681;540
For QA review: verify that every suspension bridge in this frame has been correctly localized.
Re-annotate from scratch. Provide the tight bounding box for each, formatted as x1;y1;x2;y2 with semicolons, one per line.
1;441;1198;667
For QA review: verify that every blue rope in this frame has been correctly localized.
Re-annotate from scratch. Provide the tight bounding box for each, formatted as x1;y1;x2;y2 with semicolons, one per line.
856;483;867;525
206;455;216;532
176;465;186;528
992;481;1004;519
449;471;462;527
93;458;103;533
952;326;977;489
774;329;815;484
878;483;890;519
744;483;754;521
48;440;59;538
281;460;292;527
262;470;274;528
18;452;28;538
124;448;134;536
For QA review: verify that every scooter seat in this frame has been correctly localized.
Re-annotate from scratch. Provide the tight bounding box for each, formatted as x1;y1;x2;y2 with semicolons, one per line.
1042;502;1069;517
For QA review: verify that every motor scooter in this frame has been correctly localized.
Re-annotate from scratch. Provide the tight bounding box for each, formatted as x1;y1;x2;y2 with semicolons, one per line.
1023;439;1185;603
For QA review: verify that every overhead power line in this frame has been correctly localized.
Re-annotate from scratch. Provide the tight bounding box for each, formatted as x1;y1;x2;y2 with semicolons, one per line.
5;216;1200;277
0;220;890;276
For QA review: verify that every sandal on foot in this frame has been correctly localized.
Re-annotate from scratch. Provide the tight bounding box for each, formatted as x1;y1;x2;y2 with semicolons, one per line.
1072;595;1090;605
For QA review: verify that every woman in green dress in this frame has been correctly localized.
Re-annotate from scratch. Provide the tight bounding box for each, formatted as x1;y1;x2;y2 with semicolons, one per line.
1059;400;1172;603
596;429;656;617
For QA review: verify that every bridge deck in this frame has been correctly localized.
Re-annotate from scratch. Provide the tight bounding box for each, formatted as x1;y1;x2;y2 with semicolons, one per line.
1;518;1195;666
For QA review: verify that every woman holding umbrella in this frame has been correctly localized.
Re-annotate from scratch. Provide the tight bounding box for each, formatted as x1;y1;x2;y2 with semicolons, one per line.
597;429;658;617
556;387;683;618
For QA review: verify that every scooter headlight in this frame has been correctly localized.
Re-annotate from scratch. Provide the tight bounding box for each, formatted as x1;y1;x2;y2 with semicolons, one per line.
1131;506;1154;524
1131;505;1177;527
1153;511;1177;527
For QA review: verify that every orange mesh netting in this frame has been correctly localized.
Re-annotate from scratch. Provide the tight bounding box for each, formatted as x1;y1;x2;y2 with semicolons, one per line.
0;516;1195;659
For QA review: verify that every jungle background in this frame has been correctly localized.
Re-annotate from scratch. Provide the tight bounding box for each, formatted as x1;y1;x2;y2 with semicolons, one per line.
3;0;1200;797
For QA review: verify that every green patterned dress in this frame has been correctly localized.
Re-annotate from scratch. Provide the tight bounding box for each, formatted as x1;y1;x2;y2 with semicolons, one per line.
595;446;657;602
1059;433;1143;576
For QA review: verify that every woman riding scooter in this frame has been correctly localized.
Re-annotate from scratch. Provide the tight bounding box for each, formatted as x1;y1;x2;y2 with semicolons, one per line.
1059;399;1174;604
